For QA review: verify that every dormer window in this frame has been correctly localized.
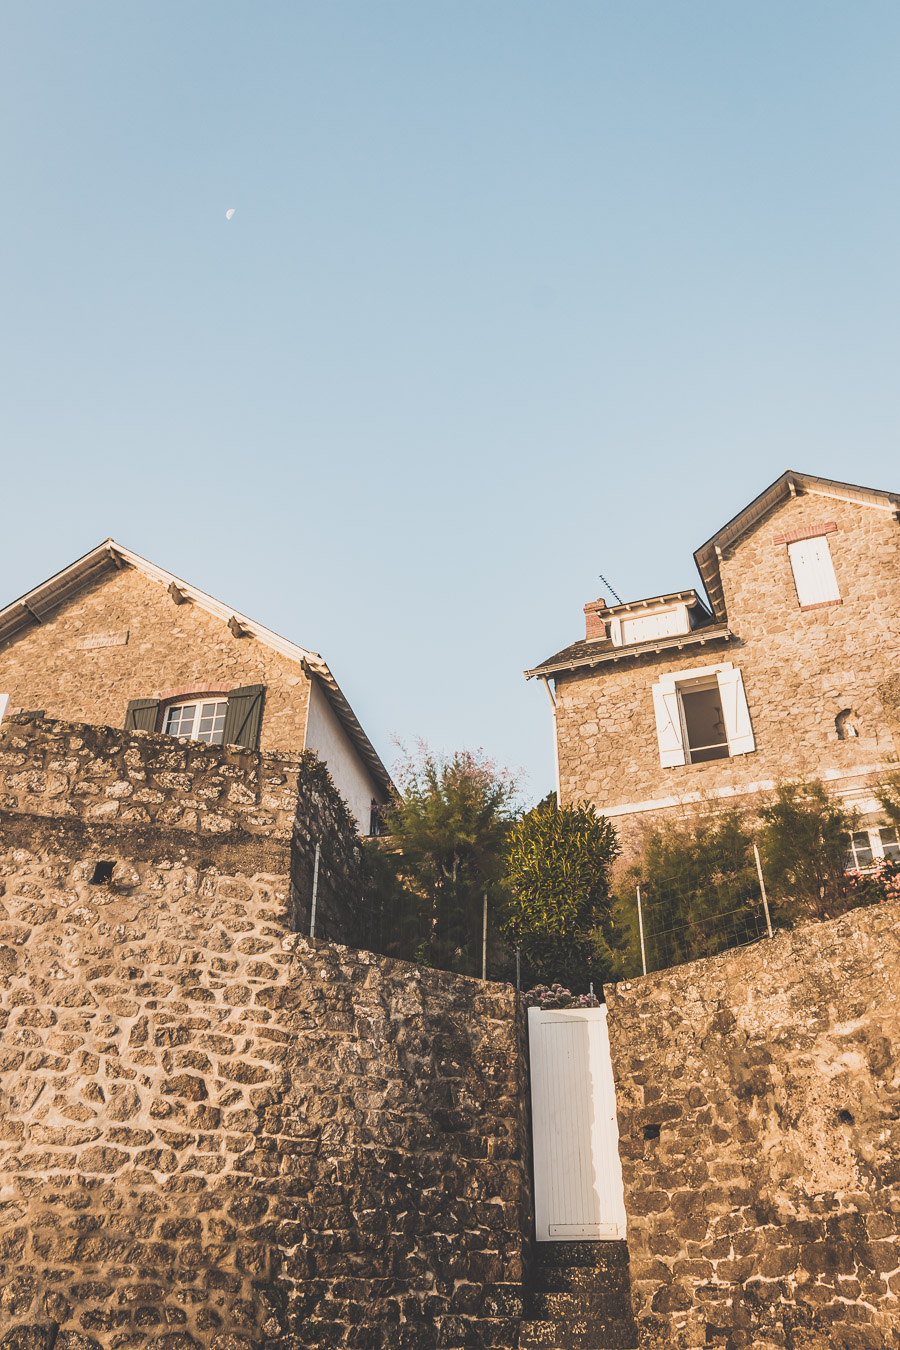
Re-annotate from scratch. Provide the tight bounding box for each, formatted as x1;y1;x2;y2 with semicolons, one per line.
610;602;693;648
620;607;686;646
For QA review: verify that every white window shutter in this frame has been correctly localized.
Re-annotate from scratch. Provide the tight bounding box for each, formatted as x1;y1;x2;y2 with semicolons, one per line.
652;680;686;767
787;537;840;607
717;667;755;756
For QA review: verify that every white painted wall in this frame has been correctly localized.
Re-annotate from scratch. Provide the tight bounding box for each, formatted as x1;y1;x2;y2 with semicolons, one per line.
304;678;381;833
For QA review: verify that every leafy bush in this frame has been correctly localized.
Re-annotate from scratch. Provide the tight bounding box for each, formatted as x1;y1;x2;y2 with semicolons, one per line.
367;742;519;976
500;798;623;993
757;780;857;920
521;983;601;1009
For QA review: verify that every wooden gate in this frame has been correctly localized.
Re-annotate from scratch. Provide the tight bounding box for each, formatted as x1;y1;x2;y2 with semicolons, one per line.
527;1006;627;1241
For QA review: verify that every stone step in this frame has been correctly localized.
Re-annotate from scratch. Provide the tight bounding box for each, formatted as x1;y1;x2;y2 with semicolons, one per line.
518;1317;639;1350
533;1240;631;1270
532;1263;634;1297
528;1290;634;1323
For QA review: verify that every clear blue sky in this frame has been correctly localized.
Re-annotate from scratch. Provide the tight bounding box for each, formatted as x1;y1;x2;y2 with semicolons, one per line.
2;2;899;802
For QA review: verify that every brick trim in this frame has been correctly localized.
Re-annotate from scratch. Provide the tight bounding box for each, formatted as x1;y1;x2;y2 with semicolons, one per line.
772;521;837;546
799;599;843;612
154;684;235;701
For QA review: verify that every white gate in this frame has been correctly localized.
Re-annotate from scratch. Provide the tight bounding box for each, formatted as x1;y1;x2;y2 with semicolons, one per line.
528;1006;627;1241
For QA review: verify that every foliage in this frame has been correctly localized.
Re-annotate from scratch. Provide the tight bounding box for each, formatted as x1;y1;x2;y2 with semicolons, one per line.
757;780;857;920
500;798;623;993
521;983;601;1009
369;742;520;976
875;769;900;827
613;779;892;977
614;808;762;971
843;858;900;907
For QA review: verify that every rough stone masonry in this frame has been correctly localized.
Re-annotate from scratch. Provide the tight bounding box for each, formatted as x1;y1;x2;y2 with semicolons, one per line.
605;901;900;1350
0;716;530;1350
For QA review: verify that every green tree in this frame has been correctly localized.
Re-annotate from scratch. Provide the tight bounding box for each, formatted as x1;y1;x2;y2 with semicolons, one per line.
374;742;519;976
758;779;857;919
501;799;623;993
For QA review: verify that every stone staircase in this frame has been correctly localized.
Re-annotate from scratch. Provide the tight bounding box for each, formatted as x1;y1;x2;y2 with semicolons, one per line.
518;1241;639;1349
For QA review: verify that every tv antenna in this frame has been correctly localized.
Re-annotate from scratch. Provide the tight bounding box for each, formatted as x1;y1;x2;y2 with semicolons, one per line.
598;572;623;605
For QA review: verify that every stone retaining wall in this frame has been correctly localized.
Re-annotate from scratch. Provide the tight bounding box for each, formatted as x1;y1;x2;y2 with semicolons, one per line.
0;715;366;948
605;902;900;1350
0;837;529;1350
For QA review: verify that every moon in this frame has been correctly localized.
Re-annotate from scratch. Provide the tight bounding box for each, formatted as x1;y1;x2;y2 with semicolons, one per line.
225;208;235;220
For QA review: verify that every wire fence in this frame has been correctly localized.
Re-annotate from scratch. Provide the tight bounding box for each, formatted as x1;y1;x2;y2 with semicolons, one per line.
356;885;516;984
633;842;774;975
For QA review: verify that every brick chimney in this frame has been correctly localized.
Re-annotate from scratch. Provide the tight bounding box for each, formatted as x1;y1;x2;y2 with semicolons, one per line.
584;598;607;640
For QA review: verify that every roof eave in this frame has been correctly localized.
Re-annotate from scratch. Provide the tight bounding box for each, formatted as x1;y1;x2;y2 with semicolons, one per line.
525;625;734;680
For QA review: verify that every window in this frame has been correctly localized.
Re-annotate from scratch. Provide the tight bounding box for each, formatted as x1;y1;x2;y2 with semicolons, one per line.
844;830;874;870
126;684;265;748
620;608;687;646
164;699;228;744
879;827;900;861
787;536;841;609
651;662;755;768
843;827;900;870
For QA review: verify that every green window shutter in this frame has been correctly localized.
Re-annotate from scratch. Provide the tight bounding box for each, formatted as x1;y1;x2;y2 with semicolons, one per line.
125;699;160;732
223;685;265;749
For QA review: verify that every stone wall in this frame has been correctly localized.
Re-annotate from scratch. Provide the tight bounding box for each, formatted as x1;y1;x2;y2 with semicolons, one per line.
555;492;900;842
0;564;313;755
605;901;900;1350
0;716;531;1350
0;715;366;948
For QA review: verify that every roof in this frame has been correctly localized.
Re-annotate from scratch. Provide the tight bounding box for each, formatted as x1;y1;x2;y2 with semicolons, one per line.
0;538;393;796
695;470;900;621
525;623;733;679
586;589;708;618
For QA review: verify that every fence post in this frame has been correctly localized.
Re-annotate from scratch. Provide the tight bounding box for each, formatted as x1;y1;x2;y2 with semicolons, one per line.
482;892;488;981
636;885;647;976
309;842;320;939
753;843;774;938
516;946;521;992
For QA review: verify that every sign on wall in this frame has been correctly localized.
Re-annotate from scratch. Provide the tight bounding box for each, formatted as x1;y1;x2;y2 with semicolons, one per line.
76;632;130;650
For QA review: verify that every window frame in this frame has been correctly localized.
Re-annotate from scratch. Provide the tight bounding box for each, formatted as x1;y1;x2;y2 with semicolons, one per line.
844;826;900;871
162;696;230;745
651;662;756;768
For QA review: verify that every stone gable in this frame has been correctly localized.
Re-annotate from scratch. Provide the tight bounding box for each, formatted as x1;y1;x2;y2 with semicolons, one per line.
0;565;312;754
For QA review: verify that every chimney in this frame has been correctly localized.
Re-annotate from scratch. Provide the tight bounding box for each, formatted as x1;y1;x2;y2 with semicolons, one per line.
584;598;607;640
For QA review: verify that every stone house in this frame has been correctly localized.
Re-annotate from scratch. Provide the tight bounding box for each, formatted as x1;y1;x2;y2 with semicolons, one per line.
526;470;900;857
0;538;391;831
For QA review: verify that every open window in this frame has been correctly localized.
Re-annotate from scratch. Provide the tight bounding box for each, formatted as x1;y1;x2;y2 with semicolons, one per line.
651;663;755;768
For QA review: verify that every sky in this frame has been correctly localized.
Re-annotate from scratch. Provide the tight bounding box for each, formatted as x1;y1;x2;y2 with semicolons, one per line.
1;2;899;803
